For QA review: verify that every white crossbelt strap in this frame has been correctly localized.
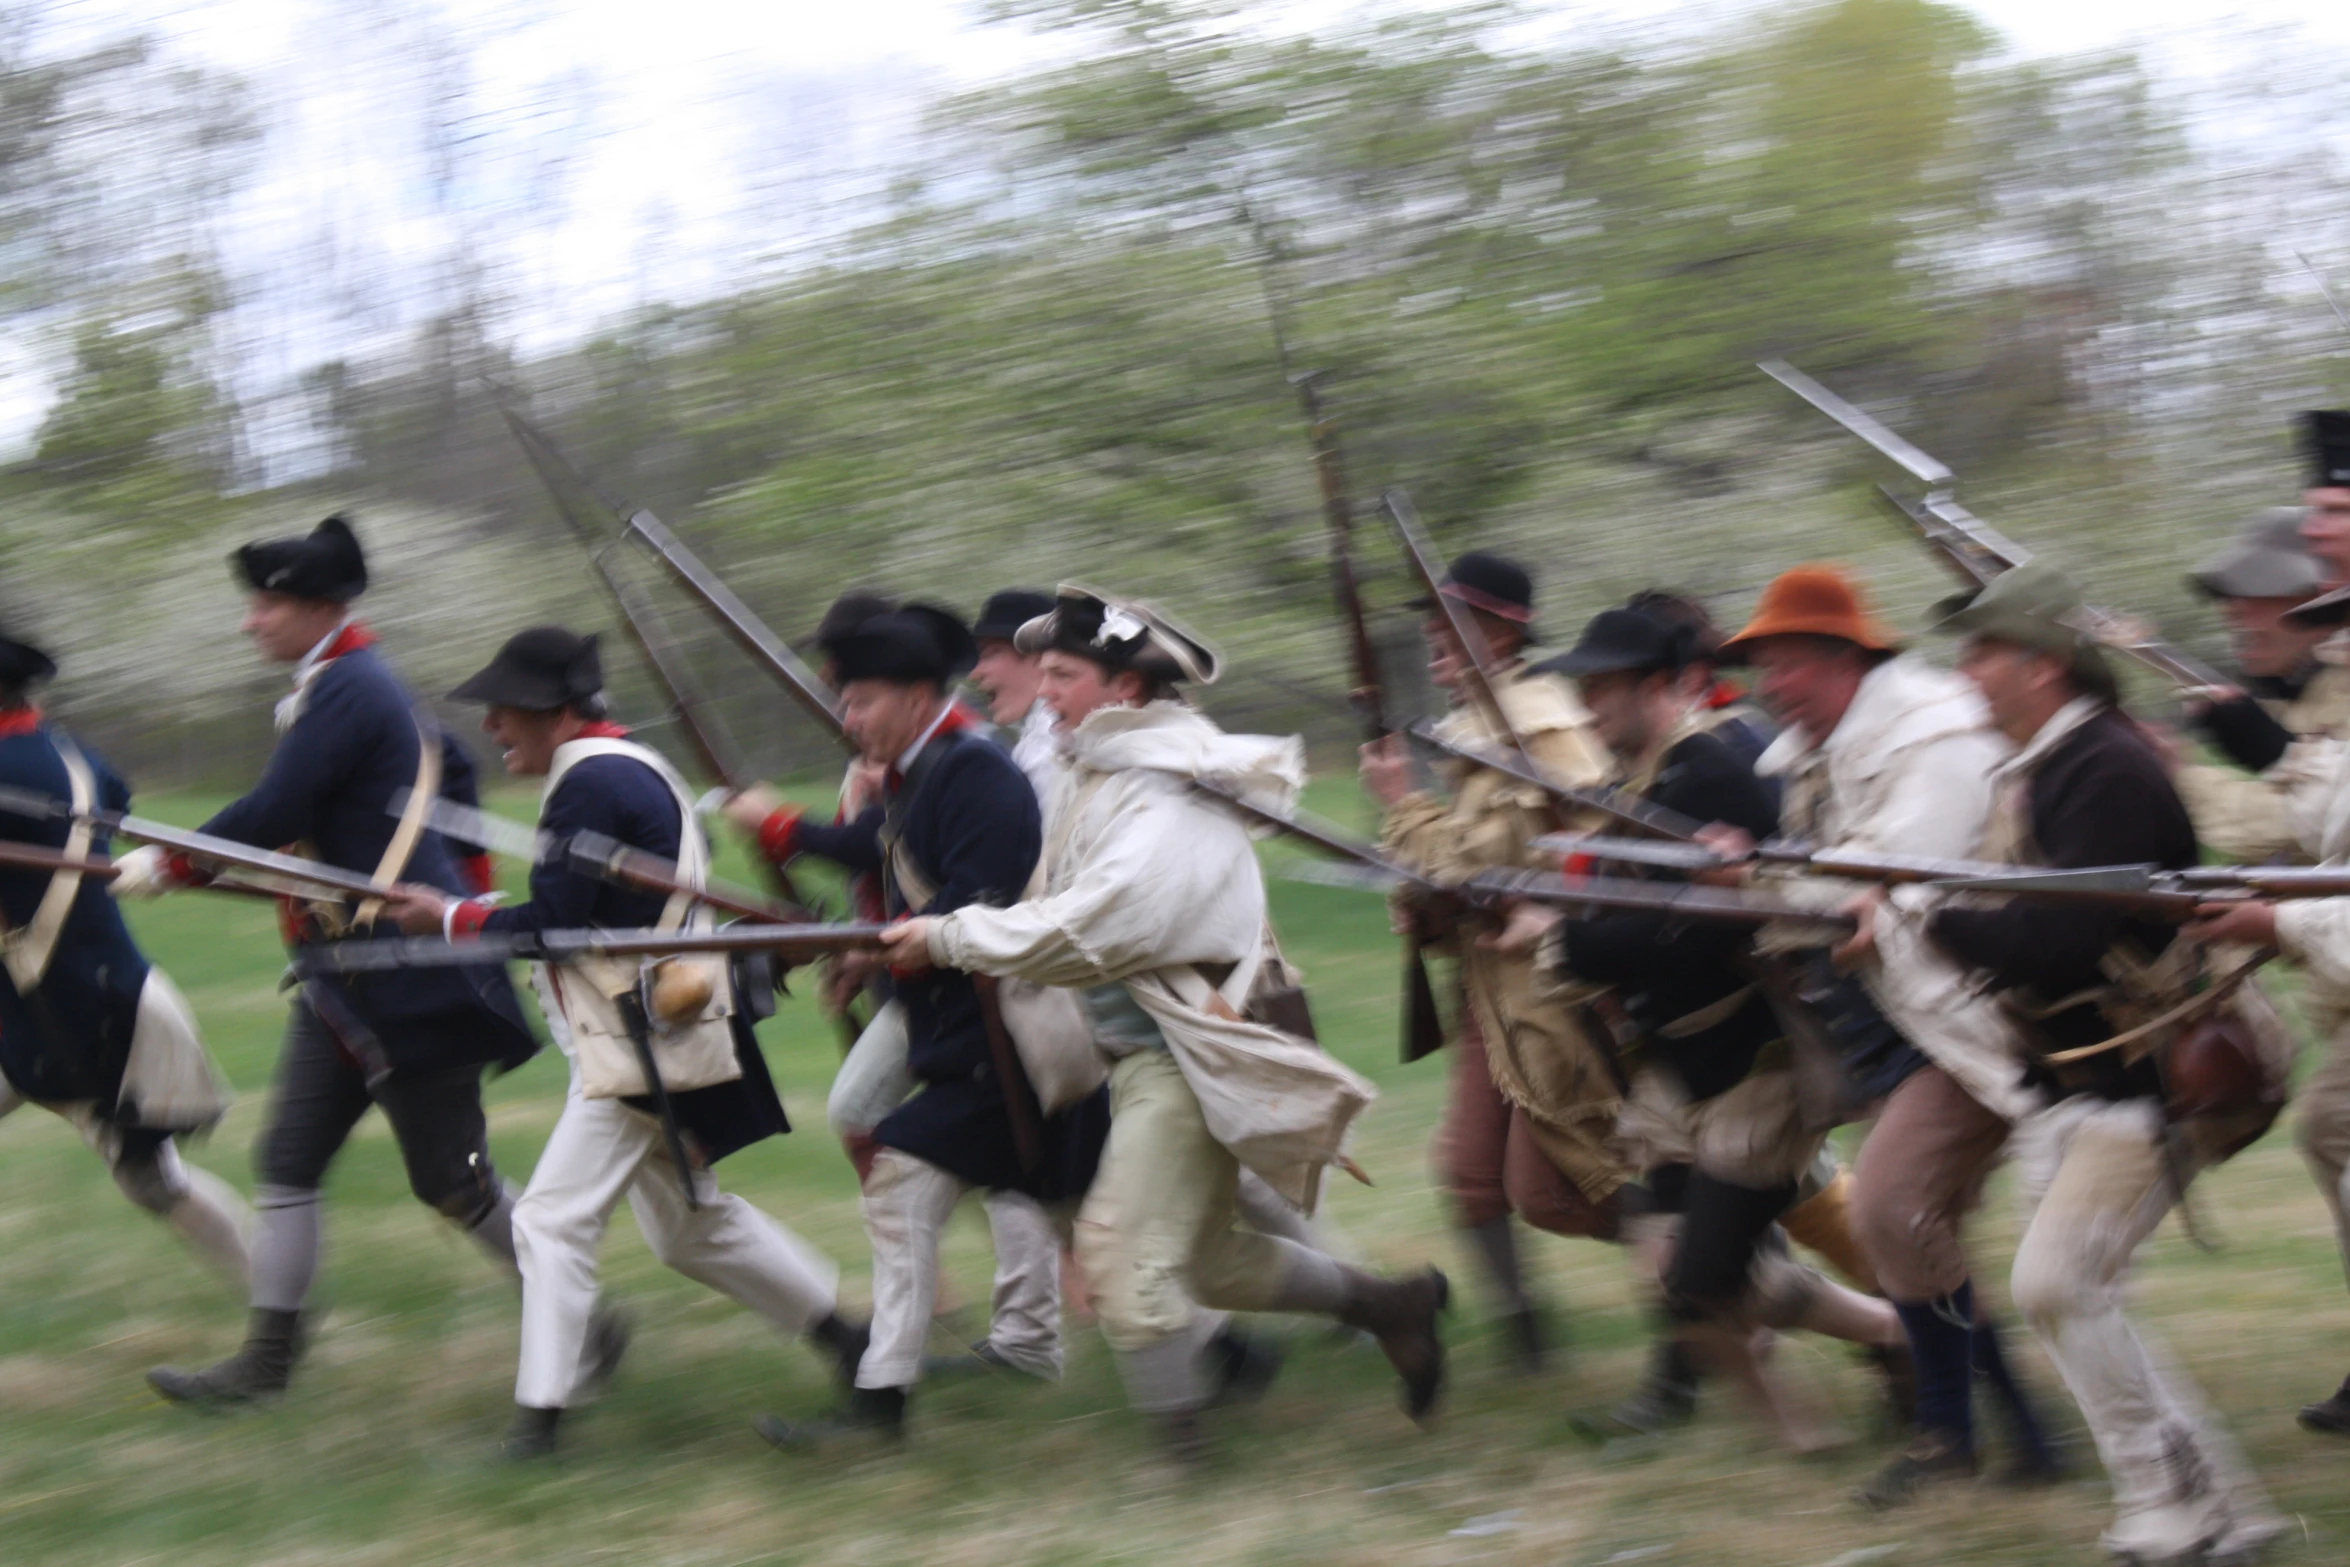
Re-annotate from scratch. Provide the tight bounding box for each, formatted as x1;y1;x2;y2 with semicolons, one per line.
5;734;96;994
542;736;708;930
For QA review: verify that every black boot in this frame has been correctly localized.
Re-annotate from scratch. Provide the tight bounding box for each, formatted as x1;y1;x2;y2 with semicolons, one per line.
1865;1340;1919;1434
1501;1303;1550;1373
1572;1335;1699;1443
147;1309;304;1409
2299;1374;2350;1436
752;1385;907;1450
1205;1327;1284;1408
1155;1408;1214;1471
806;1313;869;1390
499;1405;563;1461
1335;1267;1450;1424
576;1304;632;1401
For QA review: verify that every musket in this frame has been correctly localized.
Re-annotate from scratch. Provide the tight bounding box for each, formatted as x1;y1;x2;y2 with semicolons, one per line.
1871;487;2228;692
393;793;808;925
502;407;821;768
0;785;400;903
501;406;869;1048
1381;489;1534;759
1534;830;2127;889
621;509;850;749
1301;374;1389;740
1197;779;1855;935
1462;867;1858;939
1379;491;1713;849
1405;721;1707;844
290;921;891;974
0;841;117;881
1925;861;2350;918
1758;359;2232;694
1240;200;1387;738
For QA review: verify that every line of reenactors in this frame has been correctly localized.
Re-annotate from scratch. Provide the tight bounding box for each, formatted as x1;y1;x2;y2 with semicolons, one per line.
2;410;2349;1565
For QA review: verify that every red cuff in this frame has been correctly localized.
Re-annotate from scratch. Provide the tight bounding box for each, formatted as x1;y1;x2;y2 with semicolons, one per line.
448;898;493;938
1562;852;1595;879
757;806;805;863
460;853;496;896
163;851;209;889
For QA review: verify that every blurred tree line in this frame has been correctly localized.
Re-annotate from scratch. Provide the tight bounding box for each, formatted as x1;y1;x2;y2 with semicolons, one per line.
1;0;2347;784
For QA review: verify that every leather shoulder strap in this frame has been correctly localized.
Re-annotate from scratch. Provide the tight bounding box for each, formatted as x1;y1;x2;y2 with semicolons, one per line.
547;736;708;931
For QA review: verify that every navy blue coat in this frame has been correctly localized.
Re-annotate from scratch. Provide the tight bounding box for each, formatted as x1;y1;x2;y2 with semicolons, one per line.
202;644;536;1074
481;745;788;1163
0;723;157;1110
790;725;1107;1198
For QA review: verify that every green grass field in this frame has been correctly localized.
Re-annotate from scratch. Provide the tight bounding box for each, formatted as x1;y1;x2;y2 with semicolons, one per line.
4;782;2349;1565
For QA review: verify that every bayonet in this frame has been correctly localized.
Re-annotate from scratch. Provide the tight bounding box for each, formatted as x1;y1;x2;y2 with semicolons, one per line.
0;785;396;903
1757;359;1953;488
390;793;808;925
1764;360;2231;695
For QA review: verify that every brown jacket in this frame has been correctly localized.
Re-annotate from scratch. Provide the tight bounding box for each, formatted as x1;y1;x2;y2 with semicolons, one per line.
1380;667;1626;1201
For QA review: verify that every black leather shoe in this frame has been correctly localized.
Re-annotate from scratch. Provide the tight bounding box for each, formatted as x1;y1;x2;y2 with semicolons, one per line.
753;1385;907;1450
147;1309;305;1410
499;1405;562;1461
2298;1375;2350;1436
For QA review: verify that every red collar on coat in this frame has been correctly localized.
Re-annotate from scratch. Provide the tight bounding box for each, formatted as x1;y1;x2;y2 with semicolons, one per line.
319;621;377;661
0;707;42;738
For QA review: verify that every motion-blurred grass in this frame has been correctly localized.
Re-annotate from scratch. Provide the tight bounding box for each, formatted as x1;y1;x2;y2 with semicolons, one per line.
0;782;2347;1565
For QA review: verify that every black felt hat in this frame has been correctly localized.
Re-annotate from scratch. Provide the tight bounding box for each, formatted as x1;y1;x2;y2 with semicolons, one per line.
972;589;1056;644
1411;550;1537;630
801;590;898;653
0;624;56;687
2308;412;2350;489
1012;583;1220;685
823;603;978;686
449;626;604;711
232;514;368;603
1537;608;1686;679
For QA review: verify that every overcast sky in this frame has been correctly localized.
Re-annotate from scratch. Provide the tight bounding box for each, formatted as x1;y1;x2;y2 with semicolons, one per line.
14;0;2350;464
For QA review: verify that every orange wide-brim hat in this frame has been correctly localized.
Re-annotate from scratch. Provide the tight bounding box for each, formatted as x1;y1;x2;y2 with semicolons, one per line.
1717;564;1901;661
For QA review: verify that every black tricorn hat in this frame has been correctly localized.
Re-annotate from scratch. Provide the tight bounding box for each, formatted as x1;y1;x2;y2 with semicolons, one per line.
0;624;57;687
1537;608;1687;680
800;590;898;653
972;588;1056;644
232;514;368;603
1411;550;1537;633
1012;583;1219;685
449;626;603;711
822;603;978;687
2307;412;2350;489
